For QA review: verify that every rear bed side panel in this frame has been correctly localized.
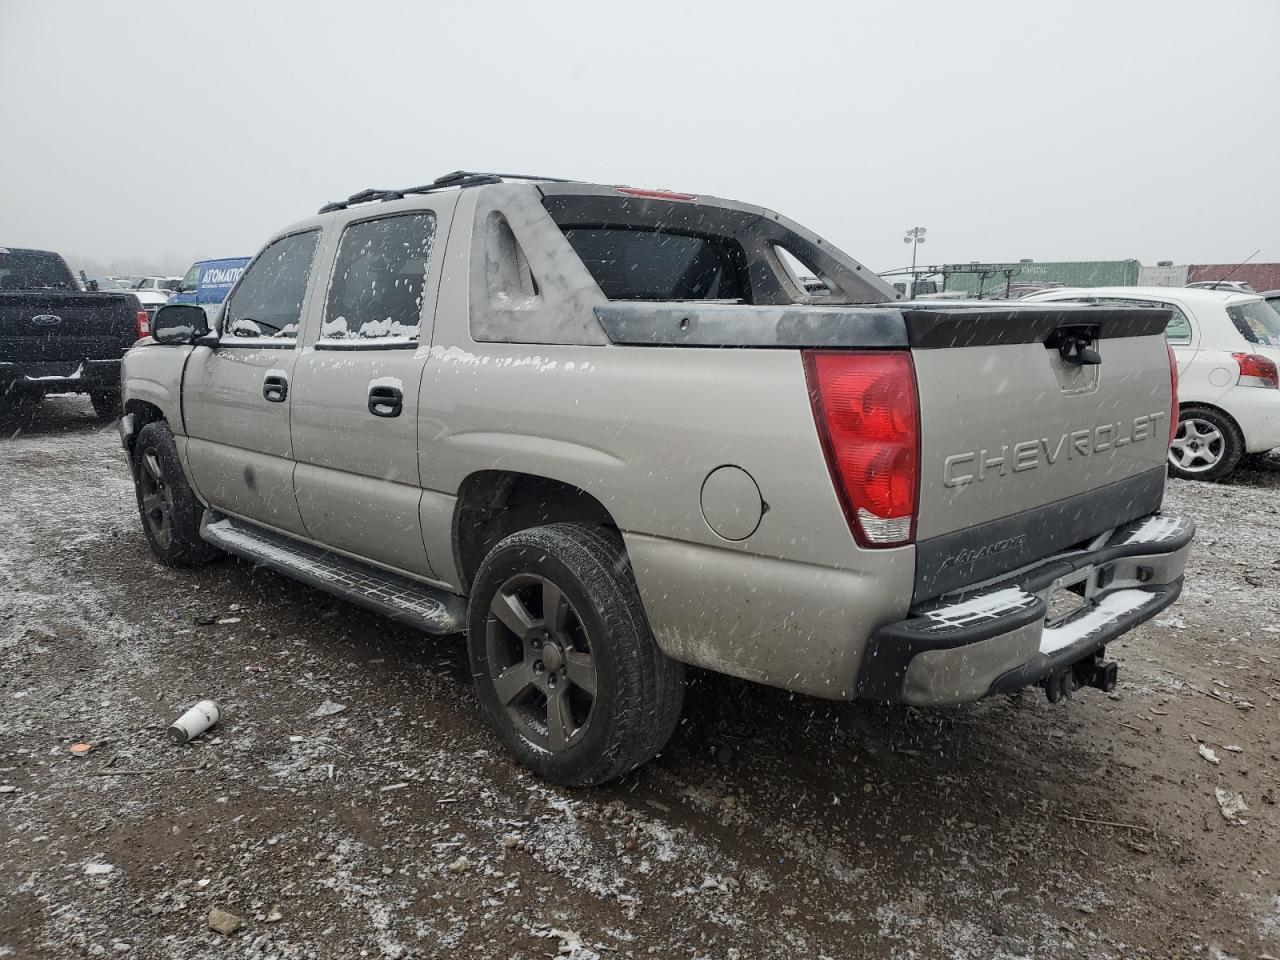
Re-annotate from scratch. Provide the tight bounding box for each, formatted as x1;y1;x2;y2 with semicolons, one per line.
419;344;880;569
914;335;1172;542
623;533;913;698
416;340;916;692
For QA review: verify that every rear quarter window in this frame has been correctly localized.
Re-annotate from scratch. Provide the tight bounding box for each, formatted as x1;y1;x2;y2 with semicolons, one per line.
1163;305;1193;344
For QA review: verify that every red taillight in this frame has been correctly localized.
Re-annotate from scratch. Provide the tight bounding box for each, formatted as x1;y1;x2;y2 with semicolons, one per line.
1232;352;1279;389
614;186;697;201
803;351;920;548
137;309;150;339
1166;342;1180;446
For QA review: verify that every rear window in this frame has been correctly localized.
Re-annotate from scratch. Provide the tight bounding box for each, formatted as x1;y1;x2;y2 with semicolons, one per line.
1228;300;1280;347
541;192;891;307
0;250;75;291
561;228;747;302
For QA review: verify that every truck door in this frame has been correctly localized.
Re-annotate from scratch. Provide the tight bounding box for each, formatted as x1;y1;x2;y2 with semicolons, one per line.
289;205;449;580
183;230;321;535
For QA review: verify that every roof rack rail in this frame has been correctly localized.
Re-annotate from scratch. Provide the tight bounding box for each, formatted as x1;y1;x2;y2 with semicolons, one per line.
317;171;574;214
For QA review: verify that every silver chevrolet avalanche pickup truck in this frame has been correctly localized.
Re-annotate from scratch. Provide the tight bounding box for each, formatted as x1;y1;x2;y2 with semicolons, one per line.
120;171;1192;786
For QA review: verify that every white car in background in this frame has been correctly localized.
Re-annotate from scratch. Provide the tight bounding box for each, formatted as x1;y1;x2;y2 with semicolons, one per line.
132;275;181;294
131;289;170;331
1025;286;1280;481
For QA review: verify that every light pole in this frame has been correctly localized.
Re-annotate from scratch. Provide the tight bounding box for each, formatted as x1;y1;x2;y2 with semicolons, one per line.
903;226;927;279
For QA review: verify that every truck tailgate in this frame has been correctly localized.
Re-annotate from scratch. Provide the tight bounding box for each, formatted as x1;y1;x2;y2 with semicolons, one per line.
0;292;139;364
907;303;1175;600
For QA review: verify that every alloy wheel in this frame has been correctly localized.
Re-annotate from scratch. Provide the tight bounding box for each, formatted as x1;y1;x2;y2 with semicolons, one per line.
485;573;597;753
139;448;175;549
1168;417;1225;473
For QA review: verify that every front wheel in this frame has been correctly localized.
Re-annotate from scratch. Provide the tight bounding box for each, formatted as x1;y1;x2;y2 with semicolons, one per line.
1167;405;1243;481
468;523;685;787
132;421;221;566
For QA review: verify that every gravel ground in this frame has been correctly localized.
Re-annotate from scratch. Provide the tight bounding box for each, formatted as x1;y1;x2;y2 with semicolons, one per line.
2;396;1278;960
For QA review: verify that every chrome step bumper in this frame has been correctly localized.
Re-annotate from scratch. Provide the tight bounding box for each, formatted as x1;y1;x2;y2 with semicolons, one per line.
856;514;1194;706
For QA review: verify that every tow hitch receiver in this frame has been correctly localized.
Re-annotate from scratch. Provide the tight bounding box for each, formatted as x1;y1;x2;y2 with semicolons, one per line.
1043;650;1119;703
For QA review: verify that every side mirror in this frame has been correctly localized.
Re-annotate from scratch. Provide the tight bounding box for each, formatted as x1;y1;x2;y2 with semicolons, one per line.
152;304;214;345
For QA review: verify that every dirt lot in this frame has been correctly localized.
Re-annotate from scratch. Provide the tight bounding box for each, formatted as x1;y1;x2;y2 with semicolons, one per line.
1;396;1278;960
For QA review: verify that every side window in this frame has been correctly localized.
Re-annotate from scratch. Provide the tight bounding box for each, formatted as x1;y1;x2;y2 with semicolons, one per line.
321;212;435;345
1163;305;1193;344
178;264;200;293
223;230;319;343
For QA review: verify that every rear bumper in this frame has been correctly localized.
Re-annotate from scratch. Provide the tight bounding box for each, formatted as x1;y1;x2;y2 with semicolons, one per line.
856;514;1194;706
1221;385;1280;453
0;359;121;396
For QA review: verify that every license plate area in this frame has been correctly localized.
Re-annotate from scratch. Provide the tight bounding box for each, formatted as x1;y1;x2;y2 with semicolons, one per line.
1043;567;1094;628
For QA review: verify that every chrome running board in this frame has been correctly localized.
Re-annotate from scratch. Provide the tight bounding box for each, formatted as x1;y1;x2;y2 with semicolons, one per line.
200;515;466;635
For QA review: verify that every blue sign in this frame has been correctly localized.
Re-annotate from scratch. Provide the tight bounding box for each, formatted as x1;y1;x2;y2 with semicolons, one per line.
171;257;251;305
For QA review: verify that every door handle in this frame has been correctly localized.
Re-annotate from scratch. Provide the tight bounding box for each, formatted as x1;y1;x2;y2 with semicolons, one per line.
368;384;403;418
262;373;288;403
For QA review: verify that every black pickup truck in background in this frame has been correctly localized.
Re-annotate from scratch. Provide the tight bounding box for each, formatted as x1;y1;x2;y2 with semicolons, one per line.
0;247;144;423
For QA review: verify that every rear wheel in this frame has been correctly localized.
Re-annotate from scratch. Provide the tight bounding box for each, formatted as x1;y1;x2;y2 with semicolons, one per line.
89;389;122;422
468;523;684;787
1167;405;1243;482
132;421;221;566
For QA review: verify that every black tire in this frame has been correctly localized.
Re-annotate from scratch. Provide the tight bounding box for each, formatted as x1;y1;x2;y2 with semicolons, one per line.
132;421;221;566
1167;405;1244;482
467;523;685;787
89;389;122;422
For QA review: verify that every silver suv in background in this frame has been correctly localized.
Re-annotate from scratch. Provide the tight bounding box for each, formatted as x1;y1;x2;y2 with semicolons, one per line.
119;172;1192;786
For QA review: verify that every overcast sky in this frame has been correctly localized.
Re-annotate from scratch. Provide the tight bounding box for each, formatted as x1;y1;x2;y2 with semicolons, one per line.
2;0;1277;276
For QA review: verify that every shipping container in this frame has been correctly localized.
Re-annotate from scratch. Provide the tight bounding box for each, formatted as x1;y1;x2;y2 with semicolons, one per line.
1185;263;1280;294
942;259;1141;298
1138;263;1189;287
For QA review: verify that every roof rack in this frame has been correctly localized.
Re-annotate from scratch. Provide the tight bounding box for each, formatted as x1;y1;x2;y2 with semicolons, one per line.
317;171;574;214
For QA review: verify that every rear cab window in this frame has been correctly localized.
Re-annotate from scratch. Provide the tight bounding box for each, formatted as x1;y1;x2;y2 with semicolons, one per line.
560;227;748;302
539;192;886;307
222;231;320;345
319;212;436;348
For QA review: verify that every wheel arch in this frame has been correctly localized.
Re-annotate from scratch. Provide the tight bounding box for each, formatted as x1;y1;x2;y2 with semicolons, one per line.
1176;401;1244;439
452;469;622;593
121;399;167;468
